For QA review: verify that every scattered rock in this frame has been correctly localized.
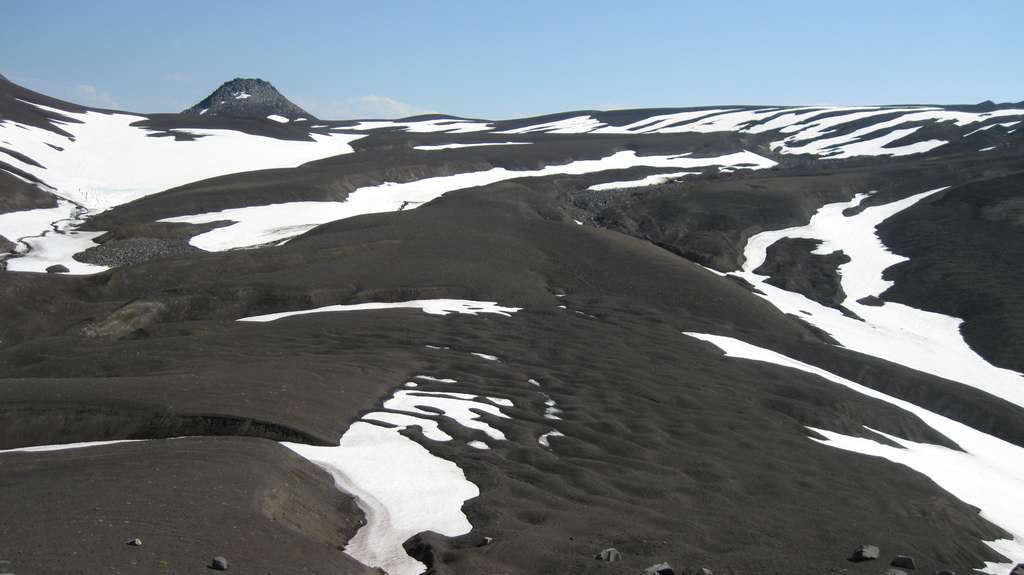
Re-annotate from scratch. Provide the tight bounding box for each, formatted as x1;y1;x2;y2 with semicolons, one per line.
857;295;884;306
594;547;622;562
210;556;229;571
688;568;713;575
45;264;69;273
850;545;880;562
74;237;202;267
891;555;916;569
643;562;676;575
126;538;142;547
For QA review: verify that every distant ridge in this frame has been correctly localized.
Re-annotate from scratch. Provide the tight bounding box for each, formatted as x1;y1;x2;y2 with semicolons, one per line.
182;78;314;122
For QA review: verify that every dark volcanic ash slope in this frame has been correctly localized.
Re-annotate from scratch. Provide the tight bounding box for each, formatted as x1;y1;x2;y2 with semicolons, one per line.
2;76;1024;575
181;77;314;121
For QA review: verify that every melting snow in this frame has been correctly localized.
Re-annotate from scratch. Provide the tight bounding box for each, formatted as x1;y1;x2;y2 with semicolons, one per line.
349;119;493;134
538;430;564;448
0;439;142;454
498;115;604;134
471;352;499;362
164;149;776;251
732;189;1024;408
414;375;459;384
238;299;521;322
383;390;510;440
684;332;1024;575
413;142;530;150
283;423;477;575
267;114;289;123
588;171;701;191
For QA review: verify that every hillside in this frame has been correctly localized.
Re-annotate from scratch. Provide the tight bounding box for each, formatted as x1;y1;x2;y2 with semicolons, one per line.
1;76;1023;575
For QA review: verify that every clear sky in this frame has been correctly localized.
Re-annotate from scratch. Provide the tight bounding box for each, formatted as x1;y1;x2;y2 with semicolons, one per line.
2;0;1021;120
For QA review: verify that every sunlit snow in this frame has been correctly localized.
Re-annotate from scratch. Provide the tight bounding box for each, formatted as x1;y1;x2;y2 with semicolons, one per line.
684;332;1024;575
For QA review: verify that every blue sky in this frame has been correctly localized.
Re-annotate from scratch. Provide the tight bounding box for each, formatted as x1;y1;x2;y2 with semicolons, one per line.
2;0;1021;119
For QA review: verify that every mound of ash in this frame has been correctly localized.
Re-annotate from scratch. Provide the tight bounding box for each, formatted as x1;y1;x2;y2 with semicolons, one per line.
182;78;313;121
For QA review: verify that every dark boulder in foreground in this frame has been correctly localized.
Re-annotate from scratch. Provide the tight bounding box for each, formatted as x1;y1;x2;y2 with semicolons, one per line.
45;264;68;273
891;555;917;569
643;562;676;575
594;547;622;561
209;555;229;570
850;544;881;561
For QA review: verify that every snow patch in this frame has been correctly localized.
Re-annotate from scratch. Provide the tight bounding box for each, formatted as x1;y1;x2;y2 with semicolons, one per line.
683;332;1024;575
267;114;289;123
538;430;564;448
238;299;521;322
413;142;530;150
165;149;776;251
733;189;1024;408
284;423;477;575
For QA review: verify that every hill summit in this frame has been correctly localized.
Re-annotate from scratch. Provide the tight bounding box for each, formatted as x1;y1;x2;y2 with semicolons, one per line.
182;78;313;121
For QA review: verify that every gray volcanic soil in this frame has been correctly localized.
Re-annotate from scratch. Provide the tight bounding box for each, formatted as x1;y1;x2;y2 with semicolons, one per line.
2;178;1022;574
3;78;1024;574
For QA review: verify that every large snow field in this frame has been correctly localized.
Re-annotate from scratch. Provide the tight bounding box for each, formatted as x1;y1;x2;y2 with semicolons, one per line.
732;189;1024;409
0;102;364;272
684;332;1024;575
163;149;777;251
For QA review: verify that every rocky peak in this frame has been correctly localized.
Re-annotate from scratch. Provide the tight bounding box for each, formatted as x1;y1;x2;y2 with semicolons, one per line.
182;78;314;122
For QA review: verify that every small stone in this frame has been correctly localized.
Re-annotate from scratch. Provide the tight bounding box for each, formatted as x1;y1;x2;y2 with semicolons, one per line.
643;562;676;575
594;548;622;562
210;556;229;571
126;538;143;547
850;545;880;562
46;264;69;273
891;555;916;570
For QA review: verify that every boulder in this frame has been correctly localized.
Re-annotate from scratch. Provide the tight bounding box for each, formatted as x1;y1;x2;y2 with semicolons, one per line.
643;562;676;575
1010;564;1024;575
45;264;69;273
210;556;229;571
850;545;881;562
891;555;916;569
126;538;143;547
595;548;622;562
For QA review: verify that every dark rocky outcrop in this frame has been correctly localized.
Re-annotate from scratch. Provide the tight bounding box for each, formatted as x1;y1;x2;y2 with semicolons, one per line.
754;238;851;308
182;78;313;121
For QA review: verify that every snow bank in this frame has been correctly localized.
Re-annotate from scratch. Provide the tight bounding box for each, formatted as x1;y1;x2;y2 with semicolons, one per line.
165;149;777;251
684;332;1024;574
284;423;478;575
587;171;700;191
413;142;530;150
238;299;520;322
348;119;493;133
733;189;1024;408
